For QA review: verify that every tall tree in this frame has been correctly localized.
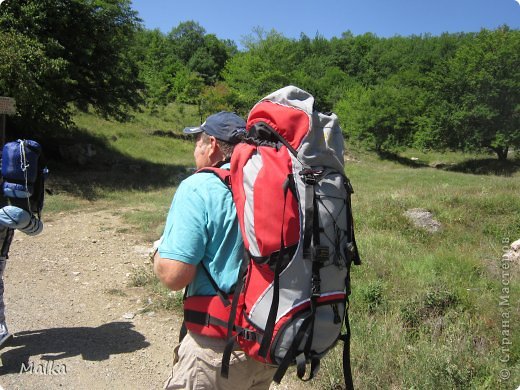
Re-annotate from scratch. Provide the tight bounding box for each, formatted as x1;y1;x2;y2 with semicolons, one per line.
130;28;180;107
168;21;206;64
223;29;297;111
419;27;520;160
336;76;424;151
0;0;143;131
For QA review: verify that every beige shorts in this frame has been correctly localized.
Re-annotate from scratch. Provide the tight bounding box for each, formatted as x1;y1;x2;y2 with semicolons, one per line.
164;332;276;390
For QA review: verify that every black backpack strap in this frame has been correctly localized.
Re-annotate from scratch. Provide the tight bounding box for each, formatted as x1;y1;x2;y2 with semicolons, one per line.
257;175;293;358
272;311;314;383
295;354;320;382
199;262;230;307
258;245;283;358
179;288;189;342
274;169;327;384
221;251;250;378
274;193;322;383
0;227;14;258
248;121;299;157
340;300;355;390
302;193;324;360
344;176;361;266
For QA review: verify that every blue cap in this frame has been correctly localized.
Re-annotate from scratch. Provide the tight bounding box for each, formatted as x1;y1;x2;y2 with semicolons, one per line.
183;111;246;144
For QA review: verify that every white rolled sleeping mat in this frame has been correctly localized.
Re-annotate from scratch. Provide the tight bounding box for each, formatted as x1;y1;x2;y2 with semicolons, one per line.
0;205;43;235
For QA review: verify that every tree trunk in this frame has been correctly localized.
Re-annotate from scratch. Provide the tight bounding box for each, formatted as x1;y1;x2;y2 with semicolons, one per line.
497;146;509;161
494;146;509;161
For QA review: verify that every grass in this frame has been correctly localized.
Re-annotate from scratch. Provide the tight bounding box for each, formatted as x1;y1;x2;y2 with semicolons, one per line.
128;264;184;311
336;148;520;389
45;107;519;389
43;103;200;240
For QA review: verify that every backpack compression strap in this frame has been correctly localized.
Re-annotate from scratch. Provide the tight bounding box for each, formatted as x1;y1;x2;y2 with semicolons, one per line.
273;181;324;383
220;251;251;379
338;303;355;390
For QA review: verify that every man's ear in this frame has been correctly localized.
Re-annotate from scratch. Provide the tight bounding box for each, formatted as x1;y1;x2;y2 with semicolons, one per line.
207;136;217;155
208;136;222;160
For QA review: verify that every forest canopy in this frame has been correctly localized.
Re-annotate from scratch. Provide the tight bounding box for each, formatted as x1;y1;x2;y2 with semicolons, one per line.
0;1;518;160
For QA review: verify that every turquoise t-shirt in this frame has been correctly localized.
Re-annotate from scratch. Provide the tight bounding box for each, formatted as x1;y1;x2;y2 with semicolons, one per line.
158;166;243;296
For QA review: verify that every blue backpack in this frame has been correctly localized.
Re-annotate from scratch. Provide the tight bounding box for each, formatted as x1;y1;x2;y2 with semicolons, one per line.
2;139;48;217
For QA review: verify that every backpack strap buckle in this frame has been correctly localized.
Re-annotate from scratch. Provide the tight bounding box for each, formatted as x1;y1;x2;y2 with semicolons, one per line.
313;245;329;263
299;168;322;185
242;328;257;341
311;274;321;297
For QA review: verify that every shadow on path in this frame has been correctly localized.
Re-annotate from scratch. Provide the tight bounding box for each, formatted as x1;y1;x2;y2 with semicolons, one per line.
0;322;149;374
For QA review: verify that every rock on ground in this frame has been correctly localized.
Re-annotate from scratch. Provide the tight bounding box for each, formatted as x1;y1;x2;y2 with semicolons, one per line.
404;208;442;233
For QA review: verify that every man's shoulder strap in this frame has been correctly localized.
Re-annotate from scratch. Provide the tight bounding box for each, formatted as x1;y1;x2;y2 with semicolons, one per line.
196;167;231;189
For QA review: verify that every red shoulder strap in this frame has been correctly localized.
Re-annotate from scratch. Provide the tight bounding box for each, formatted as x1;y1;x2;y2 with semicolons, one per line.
196;166;231;189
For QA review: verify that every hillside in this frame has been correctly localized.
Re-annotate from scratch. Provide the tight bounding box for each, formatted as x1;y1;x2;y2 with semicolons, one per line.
0;108;518;389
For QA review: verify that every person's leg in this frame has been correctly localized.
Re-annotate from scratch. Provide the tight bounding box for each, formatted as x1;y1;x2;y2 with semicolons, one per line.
247;359;277;390
215;355;276;390
164;333;201;389
164;332;275;390
0;256;13;348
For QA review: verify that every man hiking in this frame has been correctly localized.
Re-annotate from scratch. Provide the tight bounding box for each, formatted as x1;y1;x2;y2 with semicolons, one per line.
154;111;275;390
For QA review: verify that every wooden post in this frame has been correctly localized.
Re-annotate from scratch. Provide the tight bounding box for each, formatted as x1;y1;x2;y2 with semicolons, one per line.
0;97;16;148
1;113;5;148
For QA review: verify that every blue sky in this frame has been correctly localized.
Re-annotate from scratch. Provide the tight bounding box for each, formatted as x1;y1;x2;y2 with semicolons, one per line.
131;0;520;48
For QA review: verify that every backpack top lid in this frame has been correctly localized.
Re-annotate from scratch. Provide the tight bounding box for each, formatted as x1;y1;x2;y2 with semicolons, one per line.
247;85;345;172
247;85;314;151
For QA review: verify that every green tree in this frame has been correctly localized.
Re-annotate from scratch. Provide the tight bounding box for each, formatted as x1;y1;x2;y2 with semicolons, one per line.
290;35;353;112
199;82;236;118
330;32;379;85
0;30;69;125
187;35;228;84
168;21;231;85
223;29;298;112
131;21;233;106
131;28;177;107
420;27;520;160
336;78;423;151
168;21;206;64
0;0;143;131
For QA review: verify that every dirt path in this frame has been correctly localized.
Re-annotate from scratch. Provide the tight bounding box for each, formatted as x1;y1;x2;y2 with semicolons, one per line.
0;209;299;390
0;209;179;389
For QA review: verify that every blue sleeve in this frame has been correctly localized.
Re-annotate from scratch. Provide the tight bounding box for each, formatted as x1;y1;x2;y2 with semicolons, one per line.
158;180;208;265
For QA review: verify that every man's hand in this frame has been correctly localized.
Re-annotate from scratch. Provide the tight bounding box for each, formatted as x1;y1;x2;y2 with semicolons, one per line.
148;238;162;263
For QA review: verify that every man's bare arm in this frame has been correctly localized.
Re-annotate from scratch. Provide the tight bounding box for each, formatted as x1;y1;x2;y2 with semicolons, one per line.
153;253;197;291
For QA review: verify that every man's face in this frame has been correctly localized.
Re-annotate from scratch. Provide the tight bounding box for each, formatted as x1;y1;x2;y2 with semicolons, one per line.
193;133;212;169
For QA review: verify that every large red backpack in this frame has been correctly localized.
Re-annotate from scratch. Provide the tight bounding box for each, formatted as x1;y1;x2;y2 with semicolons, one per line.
219;86;362;386
181;86;361;386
